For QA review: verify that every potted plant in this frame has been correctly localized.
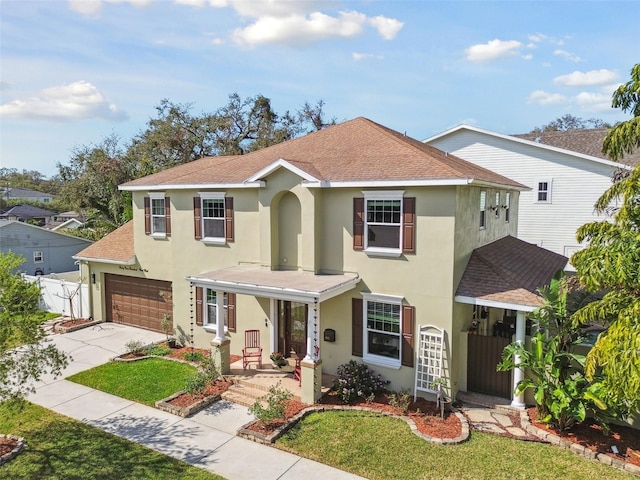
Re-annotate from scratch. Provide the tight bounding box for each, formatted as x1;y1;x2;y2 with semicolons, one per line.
431;376;452;418
161;314;177;348
269;352;287;367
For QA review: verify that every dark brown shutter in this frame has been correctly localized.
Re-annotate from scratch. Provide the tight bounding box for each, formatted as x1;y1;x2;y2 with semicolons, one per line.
225;197;234;242
402;197;415;254
227;293;236;332
195;287;203;326
401;305;415;367
193;197;202;240
144;197;151;235
165;196;171;237
353;198;365;250
352;298;363;357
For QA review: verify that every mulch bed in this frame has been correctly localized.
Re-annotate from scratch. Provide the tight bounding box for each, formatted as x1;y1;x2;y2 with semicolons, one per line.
528;407;640;467
0;436;17;457
163;344;210;361
56;317;93;328
166;379;231;408
244;391;461;439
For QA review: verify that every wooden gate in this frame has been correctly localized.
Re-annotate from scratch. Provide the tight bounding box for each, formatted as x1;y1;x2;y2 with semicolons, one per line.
467;334;512;399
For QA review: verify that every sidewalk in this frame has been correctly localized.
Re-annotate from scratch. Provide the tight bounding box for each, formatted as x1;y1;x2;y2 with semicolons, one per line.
28;323;365;480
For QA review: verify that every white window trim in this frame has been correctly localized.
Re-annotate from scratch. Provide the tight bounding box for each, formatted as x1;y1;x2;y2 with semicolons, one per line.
33;251;43;263
149;192;167;238
199;192;226;244
361;292;404;369
479;190;487;230
362;190;404;258
536;179;552;204
202;288;228;333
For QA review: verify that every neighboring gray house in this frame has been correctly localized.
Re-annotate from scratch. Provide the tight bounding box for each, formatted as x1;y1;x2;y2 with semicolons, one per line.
425;125;625;261
0;204;56;226
0;220;93;275
1;187;54;203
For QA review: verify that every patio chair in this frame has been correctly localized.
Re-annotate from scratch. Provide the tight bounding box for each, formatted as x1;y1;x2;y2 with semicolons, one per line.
242;329;262;369
291;350;302;386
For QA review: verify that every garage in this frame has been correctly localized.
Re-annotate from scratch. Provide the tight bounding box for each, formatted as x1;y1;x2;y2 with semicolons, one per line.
104;274;172;333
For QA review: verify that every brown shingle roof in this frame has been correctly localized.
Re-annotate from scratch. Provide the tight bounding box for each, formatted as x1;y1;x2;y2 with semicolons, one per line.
74;221;135;264
456;236;568;308
122;117;525;189
514;128;640;166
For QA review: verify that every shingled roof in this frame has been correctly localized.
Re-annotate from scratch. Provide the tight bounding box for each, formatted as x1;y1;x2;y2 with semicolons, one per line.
514;128;640;166
74;221;135;264
121;117;526;190
456;236;568;309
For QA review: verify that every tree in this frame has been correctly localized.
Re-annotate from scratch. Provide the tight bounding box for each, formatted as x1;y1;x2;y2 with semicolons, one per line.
0;252;69;402
530;114;610;134
570;63;640;417
498;273;614;431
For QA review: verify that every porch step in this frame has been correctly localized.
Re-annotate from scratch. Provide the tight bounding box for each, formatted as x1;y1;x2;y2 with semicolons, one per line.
456;391;516;414
221;384;267;408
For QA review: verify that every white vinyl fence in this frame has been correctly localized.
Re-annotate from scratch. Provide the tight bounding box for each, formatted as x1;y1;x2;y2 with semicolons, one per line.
24;273;89;319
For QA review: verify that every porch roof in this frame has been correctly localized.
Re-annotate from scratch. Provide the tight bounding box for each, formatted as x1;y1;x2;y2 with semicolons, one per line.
186;266;360;303
455;236;568;312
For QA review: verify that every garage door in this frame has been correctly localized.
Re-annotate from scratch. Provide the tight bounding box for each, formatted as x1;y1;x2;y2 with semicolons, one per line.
105;274;172;333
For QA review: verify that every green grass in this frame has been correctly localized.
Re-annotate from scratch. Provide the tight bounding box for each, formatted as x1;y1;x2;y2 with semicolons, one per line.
0;401;224;480
67;358;197;406
276;410;635;480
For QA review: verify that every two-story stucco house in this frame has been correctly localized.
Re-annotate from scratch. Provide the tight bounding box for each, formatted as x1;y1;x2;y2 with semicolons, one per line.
424;125;625;262
75;118;566;406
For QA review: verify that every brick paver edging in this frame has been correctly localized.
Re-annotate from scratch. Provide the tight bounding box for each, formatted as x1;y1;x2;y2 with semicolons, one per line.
519;410;640;476
0;434;26;466
238;405;469;446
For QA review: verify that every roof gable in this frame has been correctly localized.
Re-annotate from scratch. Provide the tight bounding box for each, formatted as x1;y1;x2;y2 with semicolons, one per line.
0;220;92;243
74;221;135;264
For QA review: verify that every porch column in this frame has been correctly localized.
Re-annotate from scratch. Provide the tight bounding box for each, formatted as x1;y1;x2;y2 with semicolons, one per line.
214;290;225;343
301;299;322;404
511;310;526;409
210;289;230;374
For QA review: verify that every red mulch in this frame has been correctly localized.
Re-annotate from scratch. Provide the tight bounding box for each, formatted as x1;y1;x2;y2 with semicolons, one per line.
0;436;18;457
166;380;231;408
163;344;210;361
528;407;640;467
245;391;461;439
57;318;92;328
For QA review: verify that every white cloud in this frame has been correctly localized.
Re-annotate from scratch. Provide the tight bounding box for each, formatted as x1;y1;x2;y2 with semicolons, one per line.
553;49;582;63
574;91;613;112
68;0;154;16
367;15;403;40
527;90;567;106
352;52;383;61
554;69;618;87
528;33;563;46
465;39;522;63
522;54;533;60
0;81;128;122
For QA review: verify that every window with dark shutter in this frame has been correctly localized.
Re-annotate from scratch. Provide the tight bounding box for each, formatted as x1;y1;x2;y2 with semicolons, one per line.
227;293;236;332
401;305;415;367
225;197;234;242
353;198;364;250
195;286;203;326
165;196;171;236
144;197;151;235
352;298;363;357
193;197;202;240
402;197;415;254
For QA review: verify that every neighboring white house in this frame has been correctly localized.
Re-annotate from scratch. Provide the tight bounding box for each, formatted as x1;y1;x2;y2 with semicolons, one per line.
425;125;623;261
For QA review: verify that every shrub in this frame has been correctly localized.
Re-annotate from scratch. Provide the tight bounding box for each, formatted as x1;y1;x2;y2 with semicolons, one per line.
146;344;171;356
388;388;412;414
248;382;293;424
184;371;208;395
182;351;206;363
333;360;389;404
124;340;146;356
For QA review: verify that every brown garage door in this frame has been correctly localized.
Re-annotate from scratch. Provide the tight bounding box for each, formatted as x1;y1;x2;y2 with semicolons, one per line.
105;274;172;333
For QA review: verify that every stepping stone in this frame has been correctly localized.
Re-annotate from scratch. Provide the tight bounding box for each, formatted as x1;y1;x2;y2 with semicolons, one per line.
475;423;505;434
492;413;513;427
506;426;527;437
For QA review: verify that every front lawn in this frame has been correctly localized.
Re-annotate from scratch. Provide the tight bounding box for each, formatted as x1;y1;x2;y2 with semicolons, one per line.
67;358;197;406
0;401;223;479
276;410;635;480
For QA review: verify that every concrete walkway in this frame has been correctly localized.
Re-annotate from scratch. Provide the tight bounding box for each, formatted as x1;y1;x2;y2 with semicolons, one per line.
28;323;365;480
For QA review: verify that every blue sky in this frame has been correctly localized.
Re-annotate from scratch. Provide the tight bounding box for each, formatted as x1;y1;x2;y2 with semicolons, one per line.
1;0;638;177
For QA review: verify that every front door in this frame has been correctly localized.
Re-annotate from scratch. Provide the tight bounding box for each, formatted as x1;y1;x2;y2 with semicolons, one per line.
277;300;307;358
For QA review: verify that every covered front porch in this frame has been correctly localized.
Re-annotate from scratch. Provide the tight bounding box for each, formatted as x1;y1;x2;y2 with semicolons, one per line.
187;265;360;404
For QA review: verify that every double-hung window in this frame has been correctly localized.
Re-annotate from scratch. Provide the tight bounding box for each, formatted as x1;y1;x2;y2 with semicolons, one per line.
198;192;226;243
205;289;228;330
362;293;403;368
537;180;552;203
479;191;486;229
362;191;405;256
33;251;43;263
144;192;170;237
